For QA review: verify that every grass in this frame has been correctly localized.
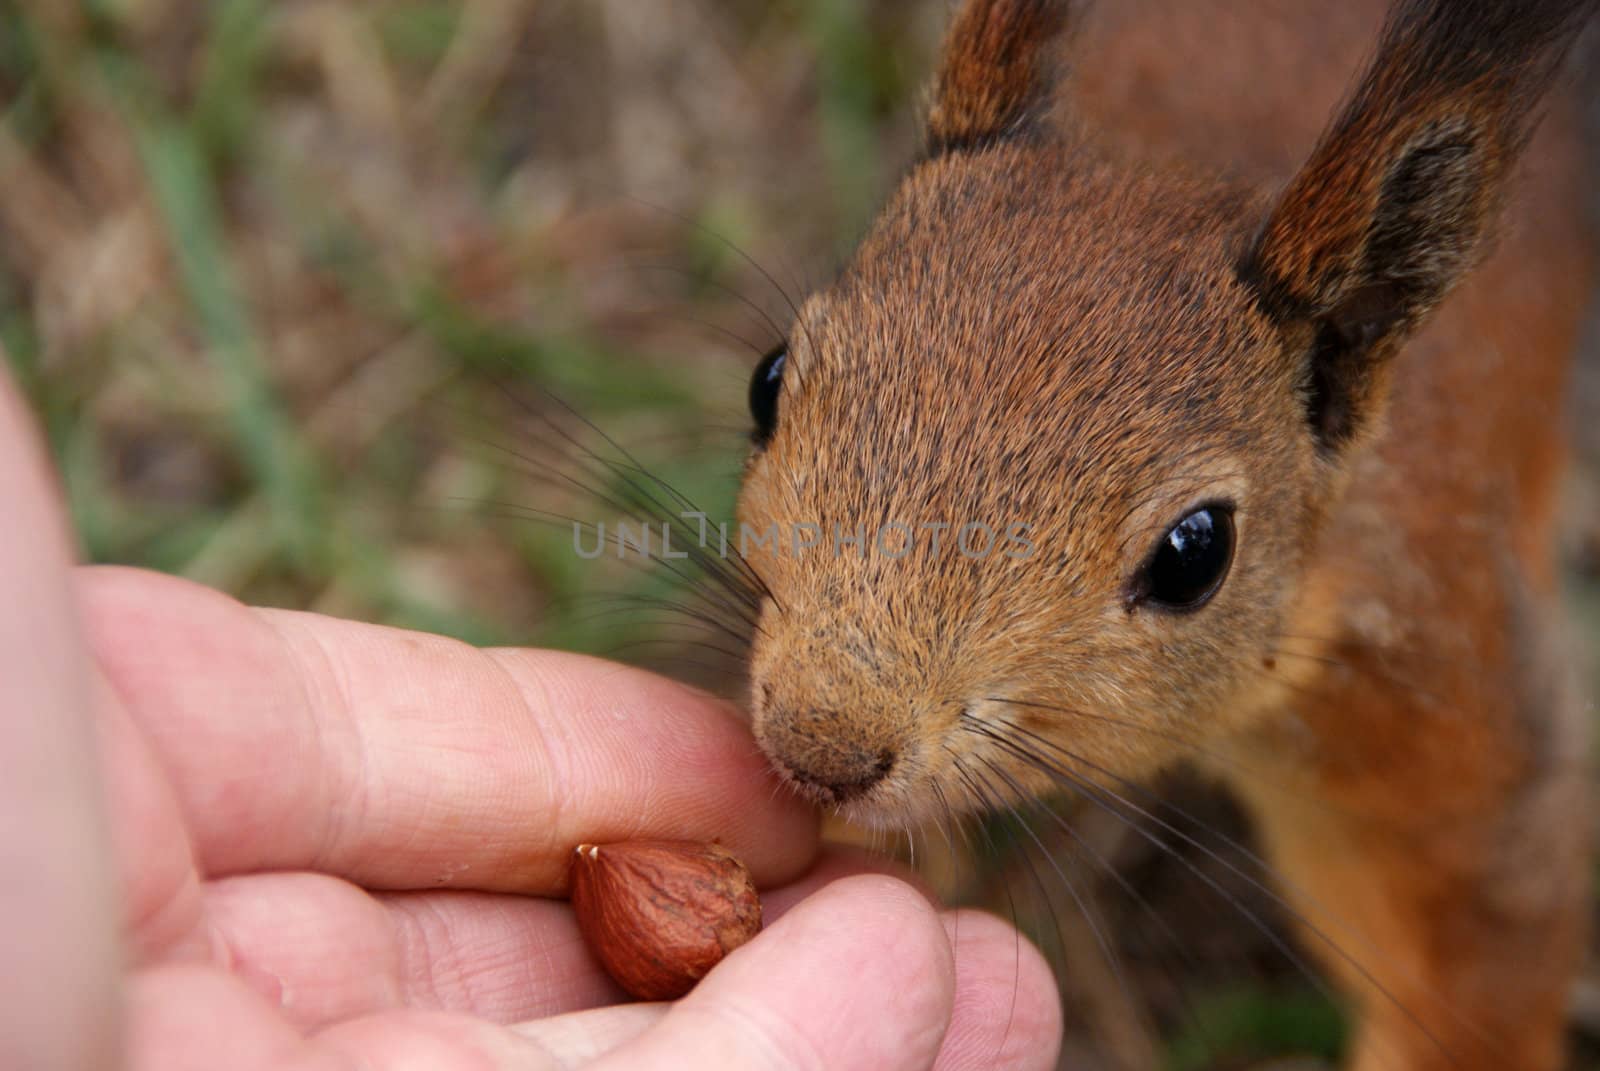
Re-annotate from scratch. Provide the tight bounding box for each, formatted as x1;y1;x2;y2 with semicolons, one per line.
1;2;1595;1067
0;0;835;647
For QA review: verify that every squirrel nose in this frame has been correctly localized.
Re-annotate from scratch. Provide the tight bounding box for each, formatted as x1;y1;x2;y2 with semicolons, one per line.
784;746;897;804
756;705;899;804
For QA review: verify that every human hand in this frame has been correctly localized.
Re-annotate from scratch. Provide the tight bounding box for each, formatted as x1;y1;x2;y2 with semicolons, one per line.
0;372;1062;1071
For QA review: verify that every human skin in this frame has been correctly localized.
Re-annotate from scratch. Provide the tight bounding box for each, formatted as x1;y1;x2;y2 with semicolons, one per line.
0;368;1062;1071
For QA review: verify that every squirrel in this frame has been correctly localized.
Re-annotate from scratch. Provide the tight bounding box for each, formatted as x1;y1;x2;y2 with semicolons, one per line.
728;1;1600;1068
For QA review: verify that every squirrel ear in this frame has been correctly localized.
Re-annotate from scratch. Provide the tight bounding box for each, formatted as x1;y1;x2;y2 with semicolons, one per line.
926;0;1075;153
1241;0;1594;452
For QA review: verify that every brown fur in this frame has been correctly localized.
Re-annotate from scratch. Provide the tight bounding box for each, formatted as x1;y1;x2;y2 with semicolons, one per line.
734;1;1597;1067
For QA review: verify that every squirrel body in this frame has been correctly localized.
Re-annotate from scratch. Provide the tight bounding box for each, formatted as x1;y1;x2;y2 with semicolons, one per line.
733;2;1598;1068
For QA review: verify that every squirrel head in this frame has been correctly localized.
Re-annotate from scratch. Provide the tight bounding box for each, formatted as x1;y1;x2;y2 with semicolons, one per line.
734;0;1594;822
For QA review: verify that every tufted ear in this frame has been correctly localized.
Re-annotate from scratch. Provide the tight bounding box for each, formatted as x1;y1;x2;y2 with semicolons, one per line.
1241;0;1596;452
926;0;1076;154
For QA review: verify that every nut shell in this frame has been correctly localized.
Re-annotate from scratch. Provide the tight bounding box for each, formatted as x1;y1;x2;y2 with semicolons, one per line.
569;839;763;1001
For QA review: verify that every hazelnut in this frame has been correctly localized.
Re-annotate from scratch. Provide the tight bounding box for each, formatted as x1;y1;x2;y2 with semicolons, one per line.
569;839;763;1001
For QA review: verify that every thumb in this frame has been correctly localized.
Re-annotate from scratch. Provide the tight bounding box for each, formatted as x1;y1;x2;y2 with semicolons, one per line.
0;367;121;1069
593;874;956;1071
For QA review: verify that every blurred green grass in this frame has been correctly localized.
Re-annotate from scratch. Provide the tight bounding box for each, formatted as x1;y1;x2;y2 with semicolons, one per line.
0;0;929;653
1;3;1595;1068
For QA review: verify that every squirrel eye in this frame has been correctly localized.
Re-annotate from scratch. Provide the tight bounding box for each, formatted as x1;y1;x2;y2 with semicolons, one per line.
1136;505;1235;611
748;344;786;446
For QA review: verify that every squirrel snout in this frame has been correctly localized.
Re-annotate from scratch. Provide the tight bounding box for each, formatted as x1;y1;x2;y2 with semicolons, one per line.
752;701;903;806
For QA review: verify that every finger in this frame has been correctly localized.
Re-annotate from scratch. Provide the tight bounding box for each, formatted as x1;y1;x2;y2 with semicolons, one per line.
202;872;623;1029
934;910;1062;1071
305;904;1061;1071
319;1005;668;1071
79;565;818;894
197;846;918;1029
131;963;640;1071
0;372;121;1069
126;965;334;1071
509;1003;664;1062
158;881;1059;1071
592;875;957;1071
93;667;210;964
506;911;1063;1071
